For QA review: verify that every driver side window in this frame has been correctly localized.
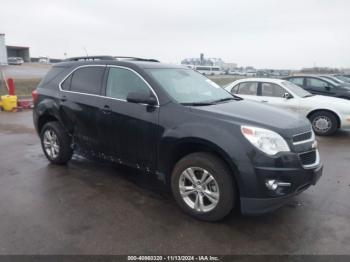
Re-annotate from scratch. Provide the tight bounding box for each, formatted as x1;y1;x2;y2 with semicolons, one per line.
106;67;151;100
261;83;286;97
306;78;329;90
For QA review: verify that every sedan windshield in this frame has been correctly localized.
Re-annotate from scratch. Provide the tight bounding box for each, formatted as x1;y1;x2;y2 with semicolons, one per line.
146;68;235;104
336;75;350;83
321;76;343;84
319;77;340;86
281;81;313;98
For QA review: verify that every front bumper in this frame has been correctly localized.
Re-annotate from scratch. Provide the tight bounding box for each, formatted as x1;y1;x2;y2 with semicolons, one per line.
240;163;323;215
339;114;350;129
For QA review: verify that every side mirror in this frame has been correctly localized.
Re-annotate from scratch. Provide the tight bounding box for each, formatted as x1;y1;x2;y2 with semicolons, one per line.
325;86;331;91
282;93;293;99
126;91;157;106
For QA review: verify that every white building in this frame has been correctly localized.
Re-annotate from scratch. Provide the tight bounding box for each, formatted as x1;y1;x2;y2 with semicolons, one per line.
222;62;238;71
0;33;8;65
181;54;237;72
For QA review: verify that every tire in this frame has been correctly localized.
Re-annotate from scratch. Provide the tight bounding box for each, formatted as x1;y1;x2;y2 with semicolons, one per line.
308;111;338;136
40;121;73;164
171;152;235;221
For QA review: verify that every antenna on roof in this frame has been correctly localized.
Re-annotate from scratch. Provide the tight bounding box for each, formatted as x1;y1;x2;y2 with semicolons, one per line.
83;46;89;57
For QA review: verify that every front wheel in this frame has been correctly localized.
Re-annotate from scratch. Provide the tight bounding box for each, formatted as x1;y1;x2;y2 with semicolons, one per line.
309;111;338;136
171;152;236;221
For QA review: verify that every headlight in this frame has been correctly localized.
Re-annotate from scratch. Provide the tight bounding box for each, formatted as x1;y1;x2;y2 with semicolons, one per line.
241;126;290;155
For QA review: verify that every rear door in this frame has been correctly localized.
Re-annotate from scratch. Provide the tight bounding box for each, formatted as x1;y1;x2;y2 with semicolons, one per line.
59;65;107;153
98;66;160;171
231;82;259;101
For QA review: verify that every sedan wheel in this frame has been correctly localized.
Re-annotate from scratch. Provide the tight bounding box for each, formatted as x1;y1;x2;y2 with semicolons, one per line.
309;111;338;136
312;116;332;134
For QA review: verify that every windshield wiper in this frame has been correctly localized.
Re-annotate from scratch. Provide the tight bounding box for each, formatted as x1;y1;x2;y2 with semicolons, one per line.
181;102;215;106
303;94;315;98
181;97;239;106
210;97;239;104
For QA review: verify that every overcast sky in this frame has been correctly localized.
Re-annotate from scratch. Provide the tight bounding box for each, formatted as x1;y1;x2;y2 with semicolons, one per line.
1;0;349;69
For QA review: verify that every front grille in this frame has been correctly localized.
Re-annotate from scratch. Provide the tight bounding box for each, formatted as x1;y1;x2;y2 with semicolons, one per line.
293;131;312;143
299;150;317;166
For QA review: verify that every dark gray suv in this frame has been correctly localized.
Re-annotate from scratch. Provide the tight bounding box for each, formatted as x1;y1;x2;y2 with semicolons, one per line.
32;56;323;221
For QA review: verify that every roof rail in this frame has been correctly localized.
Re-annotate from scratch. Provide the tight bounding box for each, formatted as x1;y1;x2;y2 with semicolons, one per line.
64;56;116;61
114;56;159;62
63;56;160;63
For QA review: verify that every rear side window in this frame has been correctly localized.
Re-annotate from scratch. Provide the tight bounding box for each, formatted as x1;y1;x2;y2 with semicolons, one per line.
289;77;304;86
106;67;150;100
261;83;285;97
61;74;72;90
70;67;105;95
237;82;258;95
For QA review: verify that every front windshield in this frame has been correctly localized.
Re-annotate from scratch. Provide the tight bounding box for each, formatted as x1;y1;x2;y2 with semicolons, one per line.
282;81;312;97
319;77;340;86
331;76;343;83
146;68;233;104
336;75;350;82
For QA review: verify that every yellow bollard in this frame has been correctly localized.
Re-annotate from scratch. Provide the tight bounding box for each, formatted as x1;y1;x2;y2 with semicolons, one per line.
1;95;18;111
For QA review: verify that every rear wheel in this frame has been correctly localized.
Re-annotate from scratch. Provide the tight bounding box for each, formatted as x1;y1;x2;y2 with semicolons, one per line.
40;122;73;164
309;111;338;136
171;152;235;221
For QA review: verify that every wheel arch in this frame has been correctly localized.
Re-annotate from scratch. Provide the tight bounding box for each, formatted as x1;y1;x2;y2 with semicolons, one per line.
37;113;60;134
160;138;240;188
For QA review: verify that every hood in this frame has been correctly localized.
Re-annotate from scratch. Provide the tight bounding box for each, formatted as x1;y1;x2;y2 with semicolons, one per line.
190;100;311;138
340;85;350;90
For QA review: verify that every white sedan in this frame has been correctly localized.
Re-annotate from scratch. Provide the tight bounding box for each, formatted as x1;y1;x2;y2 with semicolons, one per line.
225;78;350;136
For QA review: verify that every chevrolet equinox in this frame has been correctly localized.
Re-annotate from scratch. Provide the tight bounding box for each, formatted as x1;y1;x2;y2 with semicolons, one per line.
33;56;323;221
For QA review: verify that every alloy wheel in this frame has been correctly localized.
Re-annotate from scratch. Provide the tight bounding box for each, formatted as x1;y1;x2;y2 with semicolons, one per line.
179;167;220;213
43;129;60;159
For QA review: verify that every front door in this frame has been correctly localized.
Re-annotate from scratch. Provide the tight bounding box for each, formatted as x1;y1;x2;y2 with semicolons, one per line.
98;66;160;171
305;77;336;96
259;82;300;114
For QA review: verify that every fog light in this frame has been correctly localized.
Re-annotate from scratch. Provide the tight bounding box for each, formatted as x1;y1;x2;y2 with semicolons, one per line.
265;180;291;191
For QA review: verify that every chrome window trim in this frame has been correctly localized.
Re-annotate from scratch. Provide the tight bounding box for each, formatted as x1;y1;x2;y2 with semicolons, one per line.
292;130;315;145
58;64;160;106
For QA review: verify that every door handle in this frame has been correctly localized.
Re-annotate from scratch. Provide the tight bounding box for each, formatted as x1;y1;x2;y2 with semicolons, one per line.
261;100;268;103
102;105;111;114
60;95;67;102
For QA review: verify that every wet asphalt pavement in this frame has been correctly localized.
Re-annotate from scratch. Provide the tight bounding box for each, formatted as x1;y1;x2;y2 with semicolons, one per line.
0;111;349;255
